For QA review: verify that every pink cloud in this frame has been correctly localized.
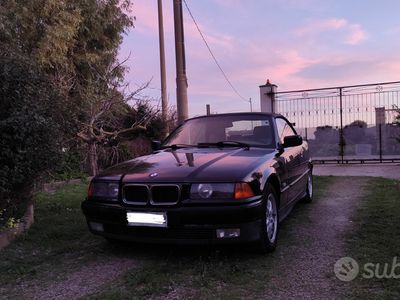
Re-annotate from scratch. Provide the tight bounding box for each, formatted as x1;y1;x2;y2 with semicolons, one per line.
128;1;178;34
296;18;348;35
296;18;367;45
221;41;322;85
130;1;234;51
377;60;400;80
271;50;321;79
345;24;367;45
183;18;234;51
121;3;389;116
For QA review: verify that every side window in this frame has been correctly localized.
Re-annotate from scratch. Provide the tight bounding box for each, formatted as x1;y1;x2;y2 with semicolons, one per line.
275;118;296;144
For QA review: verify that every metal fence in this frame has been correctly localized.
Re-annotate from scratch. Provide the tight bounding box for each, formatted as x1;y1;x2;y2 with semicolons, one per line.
273;81;400;163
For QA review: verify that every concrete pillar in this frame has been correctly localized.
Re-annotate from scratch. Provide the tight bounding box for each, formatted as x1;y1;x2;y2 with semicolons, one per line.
259;79;277;113
375;107;386;125
206;104;211;116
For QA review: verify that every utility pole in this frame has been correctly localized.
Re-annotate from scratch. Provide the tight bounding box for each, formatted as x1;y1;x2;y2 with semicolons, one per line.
173;0;188;124
249;97;253;112
157;0;168;127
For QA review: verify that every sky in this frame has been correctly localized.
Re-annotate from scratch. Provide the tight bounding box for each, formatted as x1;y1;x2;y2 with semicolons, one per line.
119;0;400;117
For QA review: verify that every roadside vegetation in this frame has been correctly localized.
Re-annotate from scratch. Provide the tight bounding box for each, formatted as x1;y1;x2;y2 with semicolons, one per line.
0;177;333;299
0;182;98;287
347;178;400;299
0;0;174;230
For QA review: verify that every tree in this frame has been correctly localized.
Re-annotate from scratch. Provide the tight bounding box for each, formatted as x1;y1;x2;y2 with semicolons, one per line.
347;120;368;128
0;53;67;217
344;120;368;144
76;77;159;175
314;125;337;143
1;0;134;116
0;0;133;87
95;99;173;171
0;0;148;175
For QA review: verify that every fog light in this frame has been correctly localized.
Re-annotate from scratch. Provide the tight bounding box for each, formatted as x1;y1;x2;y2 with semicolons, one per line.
216;229;240;238
89;222;104;232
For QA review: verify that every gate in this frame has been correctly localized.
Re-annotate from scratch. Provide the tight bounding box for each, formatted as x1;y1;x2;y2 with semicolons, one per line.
273;81;400;163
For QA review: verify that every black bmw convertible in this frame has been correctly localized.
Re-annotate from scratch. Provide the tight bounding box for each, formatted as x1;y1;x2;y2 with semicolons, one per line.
81;112;313;252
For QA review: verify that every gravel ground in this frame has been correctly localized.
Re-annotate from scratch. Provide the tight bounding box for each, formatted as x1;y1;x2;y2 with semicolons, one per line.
260;177;370;299
17;257;137;300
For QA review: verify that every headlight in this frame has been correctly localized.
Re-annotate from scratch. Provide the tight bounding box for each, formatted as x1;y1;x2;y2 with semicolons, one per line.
88;181;119;199
190;183;234;199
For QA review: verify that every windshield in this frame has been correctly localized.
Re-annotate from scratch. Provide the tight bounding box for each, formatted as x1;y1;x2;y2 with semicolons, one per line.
163;114;275;148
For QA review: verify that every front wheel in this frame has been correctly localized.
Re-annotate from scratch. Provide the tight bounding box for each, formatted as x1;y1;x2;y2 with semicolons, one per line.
256;183;279;253
303;173;313;203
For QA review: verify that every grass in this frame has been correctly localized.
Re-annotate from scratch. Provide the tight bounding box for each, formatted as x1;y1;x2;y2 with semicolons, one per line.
0;197;29;231
346;178;400;299
0;182;108;290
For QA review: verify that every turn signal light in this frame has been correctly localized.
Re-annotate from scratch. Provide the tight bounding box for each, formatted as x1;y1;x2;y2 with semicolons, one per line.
88;181;94;198
234;182;254;199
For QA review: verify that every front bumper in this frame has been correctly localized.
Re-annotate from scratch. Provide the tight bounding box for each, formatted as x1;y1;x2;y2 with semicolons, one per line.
81;199;264;245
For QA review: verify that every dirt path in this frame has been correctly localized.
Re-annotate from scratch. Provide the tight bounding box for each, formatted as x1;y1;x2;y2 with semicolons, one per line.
260;177;370;299
17;256;137;300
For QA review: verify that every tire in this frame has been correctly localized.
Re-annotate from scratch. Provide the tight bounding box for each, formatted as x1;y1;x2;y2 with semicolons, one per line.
256;183;279;253
303;172;313;203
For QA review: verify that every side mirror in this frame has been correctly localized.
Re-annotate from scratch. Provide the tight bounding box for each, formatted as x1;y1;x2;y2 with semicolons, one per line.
283;135;303;148
151;140;161;151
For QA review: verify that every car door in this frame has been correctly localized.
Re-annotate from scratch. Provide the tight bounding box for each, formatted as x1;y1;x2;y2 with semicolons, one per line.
275;117;303;206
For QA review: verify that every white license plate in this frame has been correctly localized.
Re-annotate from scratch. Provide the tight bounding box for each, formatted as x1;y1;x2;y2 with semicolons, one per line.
127;212;167;227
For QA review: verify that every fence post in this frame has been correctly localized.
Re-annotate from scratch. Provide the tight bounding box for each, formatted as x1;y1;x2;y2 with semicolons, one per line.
379;123;383;162
339;87;344;163
375;107;385;163
259;79;277;113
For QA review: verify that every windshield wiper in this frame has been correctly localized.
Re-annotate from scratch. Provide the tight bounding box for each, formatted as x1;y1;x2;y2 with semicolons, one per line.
160;144;194;150
197;141;250;149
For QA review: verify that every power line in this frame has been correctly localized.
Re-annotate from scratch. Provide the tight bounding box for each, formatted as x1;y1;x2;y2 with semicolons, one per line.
182;0;248;103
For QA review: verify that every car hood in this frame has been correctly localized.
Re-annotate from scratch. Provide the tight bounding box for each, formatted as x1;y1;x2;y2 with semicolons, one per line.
97;147;276;183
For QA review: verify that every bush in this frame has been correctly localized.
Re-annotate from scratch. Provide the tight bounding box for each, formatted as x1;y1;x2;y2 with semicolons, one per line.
0;53;67;222
52;145;87;181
